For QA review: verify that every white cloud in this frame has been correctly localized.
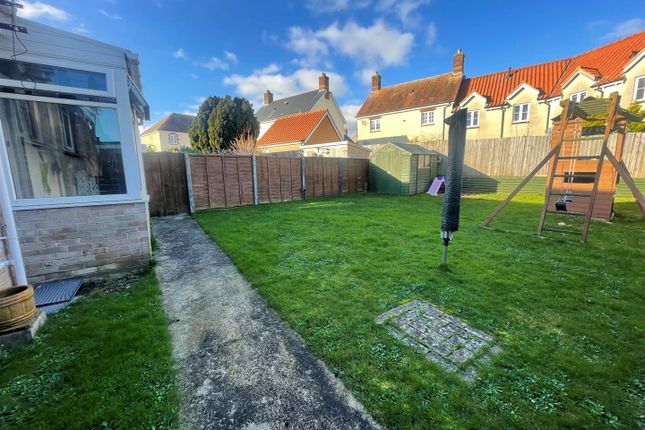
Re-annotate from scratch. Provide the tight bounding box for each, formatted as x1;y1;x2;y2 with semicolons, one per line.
190;73;199;80
201;57;229;71
286;20;414;70
181;96;206;116
199;51;240;71
376;0;430;27
99;10;122;20
355;68;377;86
19;1;70;21
224;51;238;63
426;22;437;46
224;64;347;108
602;18;644;40
71;23;89;34
340;102;362;137
173;48;187;59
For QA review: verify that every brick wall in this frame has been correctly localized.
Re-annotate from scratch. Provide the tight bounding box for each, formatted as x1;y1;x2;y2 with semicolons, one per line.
0;208;14;289
15;203;151;284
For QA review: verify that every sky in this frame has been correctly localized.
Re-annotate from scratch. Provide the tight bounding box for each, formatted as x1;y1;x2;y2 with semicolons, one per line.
17;0;645;136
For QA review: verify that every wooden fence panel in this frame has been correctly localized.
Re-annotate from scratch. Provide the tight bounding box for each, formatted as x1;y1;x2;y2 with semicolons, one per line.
143;153;190;216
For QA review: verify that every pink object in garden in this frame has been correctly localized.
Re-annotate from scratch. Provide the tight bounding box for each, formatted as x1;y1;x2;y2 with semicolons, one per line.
428;176;446;196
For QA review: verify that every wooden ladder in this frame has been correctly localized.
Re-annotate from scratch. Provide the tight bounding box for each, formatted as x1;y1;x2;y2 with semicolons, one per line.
537;95;619;242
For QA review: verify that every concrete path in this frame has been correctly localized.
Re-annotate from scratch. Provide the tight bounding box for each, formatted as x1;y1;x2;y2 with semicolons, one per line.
153;215;378;430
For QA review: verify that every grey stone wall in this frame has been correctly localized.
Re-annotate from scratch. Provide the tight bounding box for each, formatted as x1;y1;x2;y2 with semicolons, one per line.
15;203;151;284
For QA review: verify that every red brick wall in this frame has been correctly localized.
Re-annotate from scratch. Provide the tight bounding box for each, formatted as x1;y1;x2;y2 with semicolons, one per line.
15;203;151;284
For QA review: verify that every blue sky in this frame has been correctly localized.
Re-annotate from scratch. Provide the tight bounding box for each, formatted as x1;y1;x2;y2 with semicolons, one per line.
18;0;645;135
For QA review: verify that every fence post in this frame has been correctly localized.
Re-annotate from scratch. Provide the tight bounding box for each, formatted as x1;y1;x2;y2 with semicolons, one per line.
301;156;306;200
338;158;343;195
252;154;259;205
184;152;195;214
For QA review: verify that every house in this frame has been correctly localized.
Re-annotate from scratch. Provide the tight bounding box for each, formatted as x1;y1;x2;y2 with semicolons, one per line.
257;109;370;158
355;51;465;143
356;31;645;142
256;73;347;139
140;112;194;152
0;12;151;287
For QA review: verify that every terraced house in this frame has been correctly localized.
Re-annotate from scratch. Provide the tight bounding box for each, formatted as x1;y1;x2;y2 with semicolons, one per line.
356;31;645;142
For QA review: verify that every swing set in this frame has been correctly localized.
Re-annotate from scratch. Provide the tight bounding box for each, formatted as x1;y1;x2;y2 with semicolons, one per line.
482;92;645;242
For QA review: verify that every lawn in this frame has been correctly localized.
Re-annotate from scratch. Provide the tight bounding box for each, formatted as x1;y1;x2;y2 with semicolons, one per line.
195;193;644;429
0;272;179;430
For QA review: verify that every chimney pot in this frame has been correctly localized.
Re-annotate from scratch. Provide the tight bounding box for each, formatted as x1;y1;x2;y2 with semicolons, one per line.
263;90;273;105
371;72;381;92
319;73;330;92
453;48;464;75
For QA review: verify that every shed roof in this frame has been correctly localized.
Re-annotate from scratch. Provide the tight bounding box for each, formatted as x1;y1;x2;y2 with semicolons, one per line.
142;113;195;135
255;90;325;123
357;135;410;146
376;142;437;155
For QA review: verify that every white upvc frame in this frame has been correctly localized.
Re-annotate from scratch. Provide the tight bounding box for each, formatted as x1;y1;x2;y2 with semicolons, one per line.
466;110;479;128
0;66;144;209
569;91;587;103
633;75;645;101
421;110;435;125
0;54;116;98
512;103;530;123
369;118;381;132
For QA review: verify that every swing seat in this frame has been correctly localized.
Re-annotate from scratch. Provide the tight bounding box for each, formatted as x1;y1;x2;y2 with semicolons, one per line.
555;199;568;211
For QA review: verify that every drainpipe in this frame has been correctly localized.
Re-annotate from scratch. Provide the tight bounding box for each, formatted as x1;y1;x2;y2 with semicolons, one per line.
500;105;506;138
442;105;449;140
0;159;27;286
544;100;552;134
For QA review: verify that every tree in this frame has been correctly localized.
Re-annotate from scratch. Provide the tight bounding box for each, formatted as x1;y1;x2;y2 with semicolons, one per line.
188;95;259;152
188;96;221;152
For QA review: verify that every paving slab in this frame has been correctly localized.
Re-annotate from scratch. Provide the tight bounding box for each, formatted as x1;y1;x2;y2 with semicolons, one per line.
377;300;500;381
153;215;378;430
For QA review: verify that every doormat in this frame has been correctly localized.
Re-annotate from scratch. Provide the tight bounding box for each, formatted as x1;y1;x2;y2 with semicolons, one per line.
34;279;82;314
376;300;500;381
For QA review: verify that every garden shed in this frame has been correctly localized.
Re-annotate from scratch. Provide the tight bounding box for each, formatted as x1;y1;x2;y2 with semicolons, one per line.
369;142;441;195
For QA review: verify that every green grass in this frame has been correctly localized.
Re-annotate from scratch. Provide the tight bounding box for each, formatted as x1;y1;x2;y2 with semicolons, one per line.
194;193;644;429
0;272;179;430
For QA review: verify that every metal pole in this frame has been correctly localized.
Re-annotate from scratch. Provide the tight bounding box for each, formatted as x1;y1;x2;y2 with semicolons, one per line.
184;152;195;213
301;156;306;200
0;157;27;285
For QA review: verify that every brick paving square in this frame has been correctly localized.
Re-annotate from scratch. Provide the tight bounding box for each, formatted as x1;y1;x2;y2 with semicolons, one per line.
376;300;500;380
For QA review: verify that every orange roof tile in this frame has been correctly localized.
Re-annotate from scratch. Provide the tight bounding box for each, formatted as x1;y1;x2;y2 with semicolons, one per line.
456;31;645;108
356;73;463;117
257;109;328;146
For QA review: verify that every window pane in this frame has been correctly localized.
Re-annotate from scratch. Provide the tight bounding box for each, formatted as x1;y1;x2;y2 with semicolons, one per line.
1;98;126;199
0;59;107;92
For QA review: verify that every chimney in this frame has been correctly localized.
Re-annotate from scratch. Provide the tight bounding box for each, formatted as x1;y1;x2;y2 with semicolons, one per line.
453;48;464;75
263;90;273;105
371;72;381;92
319;72;330;93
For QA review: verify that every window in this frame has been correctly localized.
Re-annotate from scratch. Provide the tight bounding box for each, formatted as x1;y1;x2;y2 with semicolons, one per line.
0;98;126;199
421;110;435;125
512;103;530;123
570;91;586;103
634;76;645;101
466;110;479;128
417;154;430;168
370;118;380;132
169;133;179;145
0;59;107;92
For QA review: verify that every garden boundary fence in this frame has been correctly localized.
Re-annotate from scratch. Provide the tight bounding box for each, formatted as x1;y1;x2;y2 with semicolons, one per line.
143;153;369;215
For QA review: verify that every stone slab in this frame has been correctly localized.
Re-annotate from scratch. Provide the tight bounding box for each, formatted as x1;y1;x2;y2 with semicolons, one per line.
0;310;47;349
